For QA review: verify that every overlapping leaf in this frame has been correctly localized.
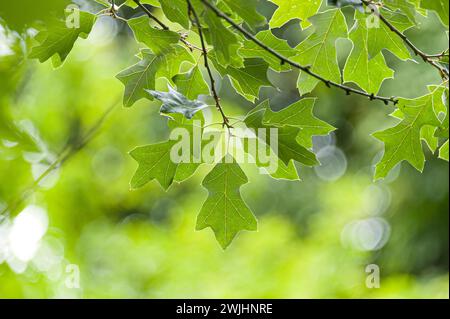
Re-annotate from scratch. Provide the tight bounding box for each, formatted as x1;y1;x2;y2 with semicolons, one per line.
243;100;322;180
173;66;210;100
130;113;205;190
344;11;394;94
263;98;336;149
116;46;194;107
364;9;413;61
373;86;448;179
238;30;297;72
292;9;348;94
214;57;272;102
222;0;266;30
204;9;244;68
159;0;190;28
127;15;180;54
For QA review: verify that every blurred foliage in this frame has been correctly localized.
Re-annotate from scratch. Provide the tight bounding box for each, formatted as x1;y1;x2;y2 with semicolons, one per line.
0;1;448;298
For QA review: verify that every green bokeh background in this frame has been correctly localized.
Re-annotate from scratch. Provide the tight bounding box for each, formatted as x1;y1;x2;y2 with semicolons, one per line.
0;1;448;298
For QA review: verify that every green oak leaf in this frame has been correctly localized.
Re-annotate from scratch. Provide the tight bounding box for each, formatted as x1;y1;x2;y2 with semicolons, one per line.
147;85;208;119
130;141;178;190
238;30;297;72
269;0;323;29
366;9;413;61
373;86;447;180
420;0;449;27
173;66;210;100
29;11;96;67
293;9;348;95
127;16;180;55
116;46;194;107
245;100;318;168
214;57;272;102
204;9;244;68
197;156;257;249
343;11;395;94
262;98;336;149
159;0;190;29
130;113;205;189
222;0;266;30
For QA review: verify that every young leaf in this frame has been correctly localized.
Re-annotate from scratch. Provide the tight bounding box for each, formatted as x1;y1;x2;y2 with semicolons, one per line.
238;30;297;72
116;46;194;107
293;9;348;95
373;86;448;180
127;16;181;54
197;156;257;249
343;12;394;94
269;0;323;29
29;11;96;67
173;66;210;100
147;85;208;119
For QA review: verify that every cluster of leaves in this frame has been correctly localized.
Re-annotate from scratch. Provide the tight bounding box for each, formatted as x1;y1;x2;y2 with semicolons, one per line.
2;0;449;248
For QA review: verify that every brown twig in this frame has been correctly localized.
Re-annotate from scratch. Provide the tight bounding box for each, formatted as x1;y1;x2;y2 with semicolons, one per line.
198;0;399;105
187;0;232;128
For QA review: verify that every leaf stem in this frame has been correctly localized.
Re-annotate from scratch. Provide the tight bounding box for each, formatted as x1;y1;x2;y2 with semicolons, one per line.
198;0;399;105
187;0;232;128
